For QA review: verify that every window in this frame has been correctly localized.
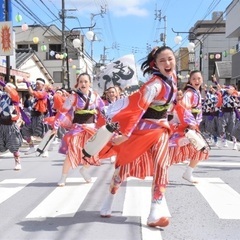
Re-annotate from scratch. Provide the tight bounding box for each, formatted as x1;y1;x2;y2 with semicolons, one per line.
30;44;38;51
17;44;38;51
208;52;222;81
17;44;28;49
49;44;62;60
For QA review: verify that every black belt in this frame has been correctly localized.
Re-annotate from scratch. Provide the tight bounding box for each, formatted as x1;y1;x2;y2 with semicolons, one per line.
142;108;167;119
72;113;95;124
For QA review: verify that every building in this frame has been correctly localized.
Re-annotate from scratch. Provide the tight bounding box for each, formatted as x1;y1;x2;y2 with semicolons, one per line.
15;48;53;92
13;24;94;90
226;0;240;89
175;47;192;87
176;11;237;86
0;28;52;98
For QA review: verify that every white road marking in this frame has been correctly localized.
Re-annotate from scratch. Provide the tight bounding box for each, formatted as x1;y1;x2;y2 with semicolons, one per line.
195;177;240;219
0;151;12;157
198;162;240;166
123;177;171;240
0;178;36;204
26;177;96;218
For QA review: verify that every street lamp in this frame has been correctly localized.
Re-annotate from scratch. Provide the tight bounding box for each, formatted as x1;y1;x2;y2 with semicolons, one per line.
172;28;203;71
174;35;183;45
72;38;81;48
187;42;195;52
85;31;95;42
65;24;96;89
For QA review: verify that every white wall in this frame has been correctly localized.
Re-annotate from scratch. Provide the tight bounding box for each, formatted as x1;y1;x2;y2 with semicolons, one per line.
19;58;49;84
226;0;240;38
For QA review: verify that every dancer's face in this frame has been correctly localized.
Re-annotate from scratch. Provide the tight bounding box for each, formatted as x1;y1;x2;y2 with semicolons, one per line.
189;72;203;90
77;75;91;94
155;49;176;78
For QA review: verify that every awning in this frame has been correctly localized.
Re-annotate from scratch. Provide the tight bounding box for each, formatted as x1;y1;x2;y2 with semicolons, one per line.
0;65;30;78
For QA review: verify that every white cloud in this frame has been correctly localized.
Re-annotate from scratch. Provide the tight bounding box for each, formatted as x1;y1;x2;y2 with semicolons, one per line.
109;0;150;17
111;6;148;17
67;0;150;17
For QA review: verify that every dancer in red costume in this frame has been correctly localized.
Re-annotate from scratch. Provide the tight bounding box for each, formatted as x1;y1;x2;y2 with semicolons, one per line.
52;73;105;186
169;70;209;183
99;46;177;228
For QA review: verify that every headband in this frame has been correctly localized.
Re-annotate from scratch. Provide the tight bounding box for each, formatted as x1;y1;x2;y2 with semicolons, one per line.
36;78;45;85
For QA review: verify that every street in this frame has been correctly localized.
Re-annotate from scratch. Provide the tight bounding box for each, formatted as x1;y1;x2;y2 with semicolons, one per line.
0;141;240;240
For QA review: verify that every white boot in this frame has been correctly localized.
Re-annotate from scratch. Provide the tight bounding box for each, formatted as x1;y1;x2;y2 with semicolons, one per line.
80;166;92;183
14;159;22;171
100;192;115;217
58;174;67;187
147;202;162;223
147;202;169;227
182;166;198;183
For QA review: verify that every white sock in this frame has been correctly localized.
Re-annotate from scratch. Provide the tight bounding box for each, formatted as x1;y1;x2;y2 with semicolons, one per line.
80;166;92;183
185;166;194;176
58;174;67;186
100;192;115;216
183;166;198;183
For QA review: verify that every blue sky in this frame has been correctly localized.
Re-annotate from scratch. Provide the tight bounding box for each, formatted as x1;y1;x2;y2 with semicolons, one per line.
11;0;231;81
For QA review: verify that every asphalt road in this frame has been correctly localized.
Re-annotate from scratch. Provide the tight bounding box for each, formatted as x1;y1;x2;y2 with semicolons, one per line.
0;140;240;240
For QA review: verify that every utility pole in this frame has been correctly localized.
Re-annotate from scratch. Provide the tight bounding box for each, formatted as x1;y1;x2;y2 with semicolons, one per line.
60;0;77;89
65;24;96;89
90;5;106;60
101;46;108;65
5;0;10;83
101;44;115;65
155;9;167;46
60;0;66;88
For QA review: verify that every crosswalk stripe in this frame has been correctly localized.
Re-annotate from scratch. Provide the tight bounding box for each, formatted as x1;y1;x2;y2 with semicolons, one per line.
123;177;171;240
26;177;97;219
195;177;240;219
0;178;36;204
198;162;240;166
1;175;239;224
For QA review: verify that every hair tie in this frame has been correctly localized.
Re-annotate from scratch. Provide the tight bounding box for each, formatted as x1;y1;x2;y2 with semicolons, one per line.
150;60;155;69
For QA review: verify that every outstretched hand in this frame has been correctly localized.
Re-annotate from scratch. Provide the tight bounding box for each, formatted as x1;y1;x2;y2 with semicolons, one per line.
211;75;218;84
